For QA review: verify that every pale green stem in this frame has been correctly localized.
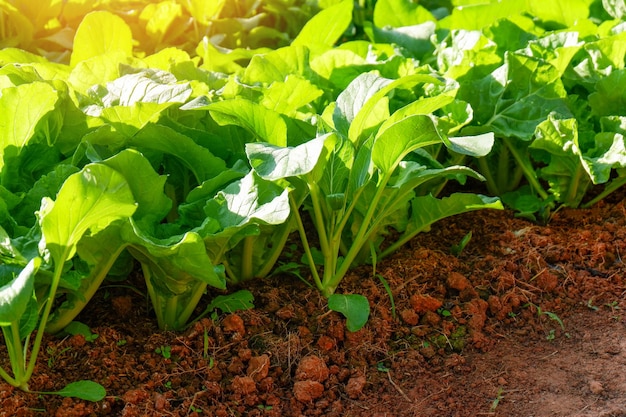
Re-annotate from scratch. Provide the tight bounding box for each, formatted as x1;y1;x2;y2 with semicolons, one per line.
289;193;322;291
24;249;70;383
502;137;549;200
239;236;255;281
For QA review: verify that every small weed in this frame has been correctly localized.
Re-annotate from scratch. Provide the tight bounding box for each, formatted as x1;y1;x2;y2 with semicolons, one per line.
164;381;172;390
376;274;396;319
155;345;172;359
46;346;72;369
257;404;273;411
116;339;127;347
490;387;504;411
203;328;209;359
587;298;599;311
451;231;472;256
189;405;203;413
437;307;452;318
525;303;570;339
376;362;391;372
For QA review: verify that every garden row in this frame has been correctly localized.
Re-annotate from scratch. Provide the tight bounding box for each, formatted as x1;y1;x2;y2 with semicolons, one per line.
1;0;626;398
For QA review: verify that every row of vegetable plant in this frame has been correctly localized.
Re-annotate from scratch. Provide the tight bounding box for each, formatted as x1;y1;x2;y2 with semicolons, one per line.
1;0;626;398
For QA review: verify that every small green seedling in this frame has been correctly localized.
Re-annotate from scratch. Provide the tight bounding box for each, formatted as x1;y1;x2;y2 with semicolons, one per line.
587;298;599;311
46;346;72;369
155;345;172;359
191;290;254;325
376;274;396;319
451;231;472;256
490;387;504;411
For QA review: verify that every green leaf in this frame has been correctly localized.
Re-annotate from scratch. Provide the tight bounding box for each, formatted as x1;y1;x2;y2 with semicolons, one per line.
292;0;353;51
334;71;392;139
70;11;133;66
38;164;137;267
589;69;626;117
0;257;40;325
260;75;324;117
0;82;58;171
62;321;98;342
93;68;192;110
403;194;504;242
373;0;435;27
208;290;255;314
531;117;591;206
328;293;370;332
372;115;443;174
50;380;106;402
183;98;288;147
241;46;311;85
203;171;291;230
439;0;528;30
246;133;330;180
459;53;571;140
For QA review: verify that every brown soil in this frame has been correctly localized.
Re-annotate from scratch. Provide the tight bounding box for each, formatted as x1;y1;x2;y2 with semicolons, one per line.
1;192;626;417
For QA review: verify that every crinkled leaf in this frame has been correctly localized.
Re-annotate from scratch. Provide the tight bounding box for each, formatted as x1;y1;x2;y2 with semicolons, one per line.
459;53;571;140
96;69;192;108
530;117;591;206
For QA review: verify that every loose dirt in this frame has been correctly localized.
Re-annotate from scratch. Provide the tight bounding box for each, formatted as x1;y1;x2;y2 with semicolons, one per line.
1;190;625;417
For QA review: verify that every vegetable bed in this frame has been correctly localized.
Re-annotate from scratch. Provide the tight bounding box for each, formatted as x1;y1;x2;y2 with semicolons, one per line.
0;0;625;415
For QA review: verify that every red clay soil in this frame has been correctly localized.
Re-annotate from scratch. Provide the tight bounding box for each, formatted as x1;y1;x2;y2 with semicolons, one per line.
1;191;625;417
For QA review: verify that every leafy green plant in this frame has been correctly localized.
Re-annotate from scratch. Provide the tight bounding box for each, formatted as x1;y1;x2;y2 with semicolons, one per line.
247;72;501;329
0;161;135;396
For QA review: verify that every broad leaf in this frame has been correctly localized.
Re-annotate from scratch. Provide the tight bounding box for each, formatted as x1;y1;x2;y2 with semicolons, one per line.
246;133;330;180
38;164;137;267
292;0;353;51
0;82;58;171
0;257;40;325
70;11;133;66
328;293;370;332
50;380;106;402
373;115;443;174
